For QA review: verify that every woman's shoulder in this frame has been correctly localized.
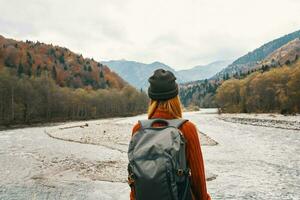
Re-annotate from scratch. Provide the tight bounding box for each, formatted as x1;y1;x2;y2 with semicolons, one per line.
180;120;200;141
181;120;198;131
132;122;141;135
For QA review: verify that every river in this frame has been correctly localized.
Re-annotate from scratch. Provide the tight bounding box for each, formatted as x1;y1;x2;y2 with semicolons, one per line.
0;110;299;200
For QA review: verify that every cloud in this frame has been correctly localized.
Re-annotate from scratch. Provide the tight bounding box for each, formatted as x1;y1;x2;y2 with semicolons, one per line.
0;0;299;69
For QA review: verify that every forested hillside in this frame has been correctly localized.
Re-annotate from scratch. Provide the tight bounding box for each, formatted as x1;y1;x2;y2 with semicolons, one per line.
180;35;300;112
0;36;148;126
0;35;126;89
179;79;218;108
215;59;300;113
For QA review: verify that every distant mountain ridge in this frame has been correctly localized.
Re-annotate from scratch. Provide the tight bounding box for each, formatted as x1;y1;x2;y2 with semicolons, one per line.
102;59;230;89
101;29;300;90
179;30;300;108
177;60;232;82
212;29;300;80
101;60;179;90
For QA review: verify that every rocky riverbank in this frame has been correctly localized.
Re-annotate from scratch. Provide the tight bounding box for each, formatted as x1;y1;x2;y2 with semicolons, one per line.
3;111;298;200
0;112;218;200
218;113;300;130
45;115;218;184
46;116;218;153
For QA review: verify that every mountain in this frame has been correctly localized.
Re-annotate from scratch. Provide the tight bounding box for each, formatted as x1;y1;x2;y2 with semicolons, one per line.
215;52;300;113
102;60;186;90
212;29;300;80
261;38;300;67
177;60;232;82
102;59;230;89
0;35;126;90
0;35;148;125
180;30;300;108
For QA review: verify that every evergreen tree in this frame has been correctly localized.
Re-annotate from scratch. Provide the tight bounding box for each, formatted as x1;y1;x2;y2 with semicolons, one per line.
27;51;33;67
27;68;32;77
36;65;42;77
4;58;14;68
99;70;104;78
52;66;57;80
17;63;24;77
49;48;55;56
59;54;65;64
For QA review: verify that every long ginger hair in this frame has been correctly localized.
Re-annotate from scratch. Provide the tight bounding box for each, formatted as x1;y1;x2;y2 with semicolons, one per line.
148;95;183;119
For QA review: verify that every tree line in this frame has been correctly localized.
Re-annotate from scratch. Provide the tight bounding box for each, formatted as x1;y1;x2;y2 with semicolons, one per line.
0;68;148;126
215;60;300;114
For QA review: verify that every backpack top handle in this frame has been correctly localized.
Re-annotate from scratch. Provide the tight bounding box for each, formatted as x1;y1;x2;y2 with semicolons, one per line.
138;118;188;130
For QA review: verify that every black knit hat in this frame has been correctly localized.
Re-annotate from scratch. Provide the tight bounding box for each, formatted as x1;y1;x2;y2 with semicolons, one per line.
148;69;178;100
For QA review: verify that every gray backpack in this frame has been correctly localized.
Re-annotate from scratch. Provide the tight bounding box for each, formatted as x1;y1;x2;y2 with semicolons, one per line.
128;118;192;200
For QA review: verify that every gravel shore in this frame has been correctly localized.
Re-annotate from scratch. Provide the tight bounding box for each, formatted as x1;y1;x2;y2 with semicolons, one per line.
1;111;299;199
0;112;218;200
218;113;300;130
45;115;218;183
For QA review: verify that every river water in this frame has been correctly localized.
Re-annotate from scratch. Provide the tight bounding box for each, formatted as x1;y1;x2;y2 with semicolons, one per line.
0;111;299;200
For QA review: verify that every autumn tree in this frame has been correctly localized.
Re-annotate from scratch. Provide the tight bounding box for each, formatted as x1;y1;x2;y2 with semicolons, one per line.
216;60;300;113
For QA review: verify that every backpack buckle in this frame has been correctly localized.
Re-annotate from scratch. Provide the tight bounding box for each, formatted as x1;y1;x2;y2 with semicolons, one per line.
177;169;184;176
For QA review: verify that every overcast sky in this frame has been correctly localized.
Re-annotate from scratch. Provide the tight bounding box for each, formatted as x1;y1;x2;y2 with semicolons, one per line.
0;0;299;70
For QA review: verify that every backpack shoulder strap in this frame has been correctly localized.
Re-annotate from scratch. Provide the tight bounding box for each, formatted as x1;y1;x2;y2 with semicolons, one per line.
138;119;155;129
138;118;188;129
167;119;188;129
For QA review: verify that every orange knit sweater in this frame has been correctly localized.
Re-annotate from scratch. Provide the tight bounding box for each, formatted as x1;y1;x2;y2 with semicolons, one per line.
129;109;211;200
